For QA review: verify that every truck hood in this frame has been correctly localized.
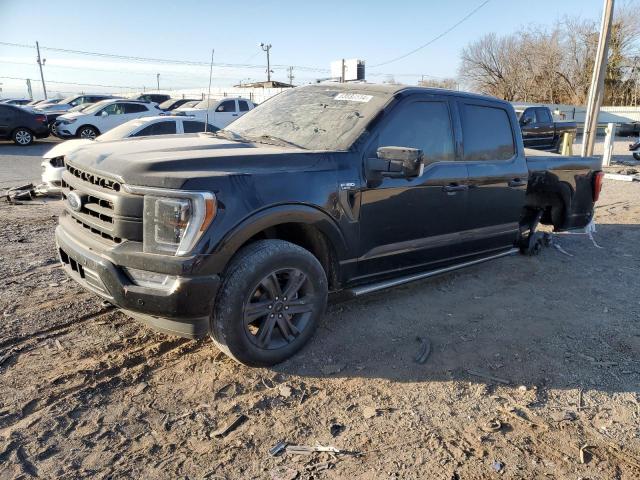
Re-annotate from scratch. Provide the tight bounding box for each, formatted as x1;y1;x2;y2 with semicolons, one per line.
64;133;329;189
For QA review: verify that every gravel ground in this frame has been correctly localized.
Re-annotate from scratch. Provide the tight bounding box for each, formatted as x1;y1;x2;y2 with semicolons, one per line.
0;141;639;479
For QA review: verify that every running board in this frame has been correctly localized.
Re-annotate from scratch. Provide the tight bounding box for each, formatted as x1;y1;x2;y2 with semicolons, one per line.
348;248;519;297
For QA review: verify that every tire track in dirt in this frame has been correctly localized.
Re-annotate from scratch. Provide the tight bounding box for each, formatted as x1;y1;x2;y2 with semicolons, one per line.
0;336;203;434
0;306;115;352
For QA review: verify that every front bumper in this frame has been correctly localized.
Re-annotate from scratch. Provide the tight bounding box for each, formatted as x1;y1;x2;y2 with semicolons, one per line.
55;225;220;338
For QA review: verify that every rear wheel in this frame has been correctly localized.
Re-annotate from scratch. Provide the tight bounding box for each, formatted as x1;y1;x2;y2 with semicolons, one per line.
77;125;98;140
12;128;33;146
211;240;328;366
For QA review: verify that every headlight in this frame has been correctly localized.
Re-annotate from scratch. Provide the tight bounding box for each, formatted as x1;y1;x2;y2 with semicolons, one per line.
124;186;216;256
61;118;76;125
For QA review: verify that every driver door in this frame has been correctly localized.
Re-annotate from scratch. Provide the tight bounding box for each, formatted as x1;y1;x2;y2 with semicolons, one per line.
356;97;469;280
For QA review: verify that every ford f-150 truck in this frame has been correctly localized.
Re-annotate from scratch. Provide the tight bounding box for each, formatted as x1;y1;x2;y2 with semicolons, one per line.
56;84;603;366
515;106;578;152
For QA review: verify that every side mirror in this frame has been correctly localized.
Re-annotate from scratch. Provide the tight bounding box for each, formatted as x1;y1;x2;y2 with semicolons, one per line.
520;116;532;125
367;146;423;179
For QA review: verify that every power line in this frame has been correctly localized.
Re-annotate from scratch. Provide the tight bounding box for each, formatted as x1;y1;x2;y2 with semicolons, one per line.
0;41;330;73
369;0;491;68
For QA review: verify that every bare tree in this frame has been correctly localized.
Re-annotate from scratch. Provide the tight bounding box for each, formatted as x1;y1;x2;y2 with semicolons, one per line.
418;77;459;90
458;5;640;106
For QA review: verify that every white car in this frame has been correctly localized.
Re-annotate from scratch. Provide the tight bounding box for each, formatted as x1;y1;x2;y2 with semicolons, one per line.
54;99;163;139
41;116;218;191
173;97;254;128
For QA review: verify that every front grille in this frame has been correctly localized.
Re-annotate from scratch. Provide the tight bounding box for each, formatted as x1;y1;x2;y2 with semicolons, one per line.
61;163;142;245
66;164;122;191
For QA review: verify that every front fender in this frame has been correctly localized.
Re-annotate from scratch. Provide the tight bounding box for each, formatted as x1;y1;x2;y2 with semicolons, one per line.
204;203;349;274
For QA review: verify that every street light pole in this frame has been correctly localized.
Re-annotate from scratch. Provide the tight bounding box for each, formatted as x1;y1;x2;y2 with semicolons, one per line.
36;41;47;99
260;43;272;82
581;0;615;157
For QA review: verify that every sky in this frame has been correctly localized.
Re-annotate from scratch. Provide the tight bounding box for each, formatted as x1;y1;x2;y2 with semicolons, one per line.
0;0;612;99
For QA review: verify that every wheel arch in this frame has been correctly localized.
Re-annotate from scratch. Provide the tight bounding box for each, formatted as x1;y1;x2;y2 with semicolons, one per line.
212;204;348;290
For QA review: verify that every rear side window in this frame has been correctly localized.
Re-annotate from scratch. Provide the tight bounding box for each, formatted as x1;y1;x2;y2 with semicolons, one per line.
238;100;250;112
183;120;219;133
216;100;236;113
377;101;455;164
133;121;177;137
124;103;148;113
462;104;515;161
536;107;552;123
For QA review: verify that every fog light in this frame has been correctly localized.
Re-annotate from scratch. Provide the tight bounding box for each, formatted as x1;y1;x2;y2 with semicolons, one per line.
123;267;178;291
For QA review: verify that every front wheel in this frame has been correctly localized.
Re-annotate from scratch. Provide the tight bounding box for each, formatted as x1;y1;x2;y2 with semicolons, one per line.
633;152;640;161
77;125;98;140
12;128;33;146
211;240;328;367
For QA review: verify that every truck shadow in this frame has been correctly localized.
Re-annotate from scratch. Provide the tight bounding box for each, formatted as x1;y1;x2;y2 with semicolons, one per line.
275;223;640;394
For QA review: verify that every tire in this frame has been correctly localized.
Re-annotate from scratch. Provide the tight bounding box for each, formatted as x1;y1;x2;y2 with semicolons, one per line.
633;152;640;161
77;125;99;140
211;239;328;367
12;128;33;146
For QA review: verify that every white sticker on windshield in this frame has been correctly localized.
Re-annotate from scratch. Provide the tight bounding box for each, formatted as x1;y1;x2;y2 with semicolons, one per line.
334;93;373;103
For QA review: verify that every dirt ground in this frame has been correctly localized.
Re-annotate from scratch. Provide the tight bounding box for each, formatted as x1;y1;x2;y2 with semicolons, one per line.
1;178;639;480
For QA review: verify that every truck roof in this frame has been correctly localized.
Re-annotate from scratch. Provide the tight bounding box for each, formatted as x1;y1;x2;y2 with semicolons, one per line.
314;82;509;105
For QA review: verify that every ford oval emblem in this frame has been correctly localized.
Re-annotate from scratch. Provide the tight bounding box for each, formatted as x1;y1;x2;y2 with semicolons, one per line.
67;191;83;212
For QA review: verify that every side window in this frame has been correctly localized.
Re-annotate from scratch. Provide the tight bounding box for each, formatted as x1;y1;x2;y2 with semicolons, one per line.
536;107;552;123
124;103;148;113
377;101;455;164
183;121;219;133
216;100;236;113
238;100;250;112
462;104;515;161
133;121;177;137
100;103;125;116
520;108;535;125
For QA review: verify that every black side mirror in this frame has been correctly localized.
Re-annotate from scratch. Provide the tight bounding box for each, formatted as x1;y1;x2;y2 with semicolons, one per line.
367;146;423;179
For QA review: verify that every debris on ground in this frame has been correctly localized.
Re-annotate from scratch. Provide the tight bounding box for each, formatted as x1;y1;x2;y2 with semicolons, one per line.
362;406;379;419
579;444;596;464
285;445;343;455
330;423;345;437
210;414;248;438
269;441;288;457
466;369;510;385
491;460;504;472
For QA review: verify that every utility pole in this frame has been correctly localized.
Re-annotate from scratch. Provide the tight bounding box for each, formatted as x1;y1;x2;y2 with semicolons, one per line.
260;43;272;82
341;59;346;83
581;0;615;157
156;73;160;91
36;41;47;99
288;66;294;85
26;79;33;100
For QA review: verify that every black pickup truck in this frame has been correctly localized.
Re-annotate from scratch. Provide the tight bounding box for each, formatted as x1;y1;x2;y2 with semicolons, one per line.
56;84;603;366
515;106;578;152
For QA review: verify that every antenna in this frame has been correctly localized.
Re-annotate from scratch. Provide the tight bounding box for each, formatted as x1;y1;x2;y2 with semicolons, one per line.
205;48;215;133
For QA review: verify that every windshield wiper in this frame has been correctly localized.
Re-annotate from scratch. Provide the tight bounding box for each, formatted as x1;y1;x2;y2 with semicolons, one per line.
251;134;304;149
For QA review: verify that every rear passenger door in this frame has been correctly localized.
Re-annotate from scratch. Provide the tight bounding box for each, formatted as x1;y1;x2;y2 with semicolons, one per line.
0;105;16;137
458;100;528;255
132;120;177;137
213;99;238;128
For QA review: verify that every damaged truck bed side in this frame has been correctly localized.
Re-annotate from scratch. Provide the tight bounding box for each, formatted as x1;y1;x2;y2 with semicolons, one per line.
55;83;603;366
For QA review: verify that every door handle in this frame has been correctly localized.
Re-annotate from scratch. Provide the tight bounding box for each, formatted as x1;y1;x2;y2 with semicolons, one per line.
508;178;527;187
442;183;469;193
232;114;238;116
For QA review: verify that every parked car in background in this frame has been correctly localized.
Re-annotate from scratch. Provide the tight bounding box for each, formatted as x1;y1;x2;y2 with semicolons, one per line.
41;115;219;191
179;100;200;109
173;97;254;128
125;93;172;105
48;103;95;135
26;98;61;107
53;99;163;139
1;98;32;106
38;94;119;113
158;98;200;111
515;106;577;152
0;103;49;145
